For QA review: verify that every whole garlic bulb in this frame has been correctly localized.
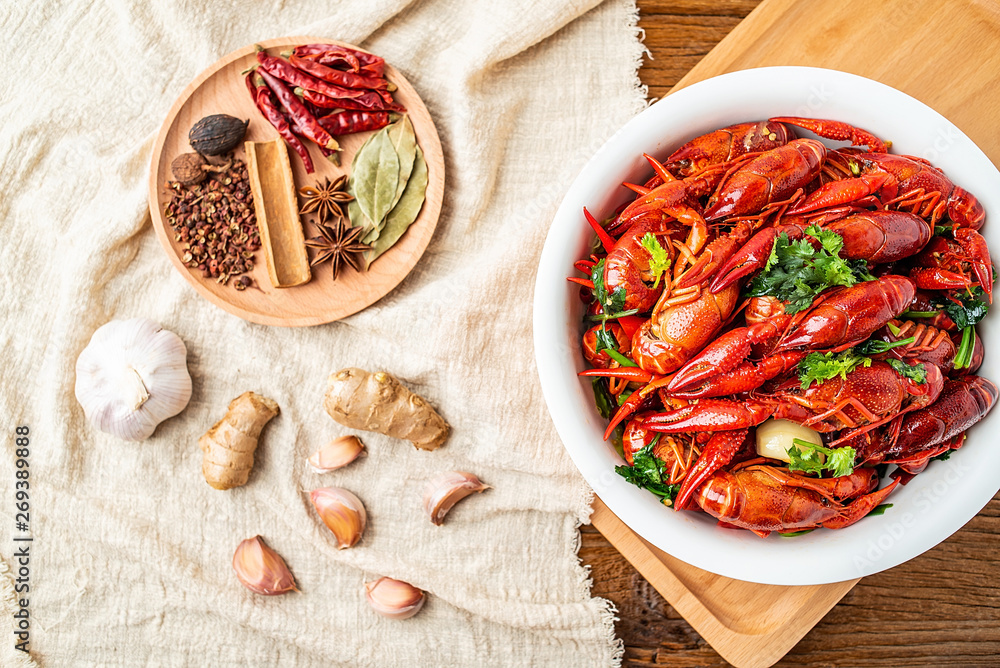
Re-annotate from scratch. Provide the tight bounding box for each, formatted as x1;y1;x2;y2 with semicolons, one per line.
75;318;193;441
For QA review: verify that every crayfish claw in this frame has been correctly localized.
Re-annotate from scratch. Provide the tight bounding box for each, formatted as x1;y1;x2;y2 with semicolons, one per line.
955;228;993;303
644;153;677;183
821;479;900;530
709;225;804;293
643;399;774;433
674;429;749;510
603;391;645;441
667;328;754;392
770;116;888;153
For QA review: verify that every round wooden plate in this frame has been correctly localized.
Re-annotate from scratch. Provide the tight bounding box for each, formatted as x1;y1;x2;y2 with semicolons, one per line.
148;37;444;327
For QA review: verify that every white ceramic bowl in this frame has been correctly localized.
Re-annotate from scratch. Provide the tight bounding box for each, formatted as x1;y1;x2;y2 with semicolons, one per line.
533;66;1000;585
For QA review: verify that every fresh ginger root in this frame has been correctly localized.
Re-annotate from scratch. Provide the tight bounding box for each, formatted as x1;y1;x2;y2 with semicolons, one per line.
323;368;449;451
199;391;279;490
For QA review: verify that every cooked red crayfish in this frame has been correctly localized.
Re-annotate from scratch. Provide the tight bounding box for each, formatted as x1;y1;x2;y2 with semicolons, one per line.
571;117;995;537
693;465;898;536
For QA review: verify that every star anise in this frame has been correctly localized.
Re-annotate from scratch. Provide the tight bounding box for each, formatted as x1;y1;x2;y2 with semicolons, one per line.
305;218;371;280
299;175;353;223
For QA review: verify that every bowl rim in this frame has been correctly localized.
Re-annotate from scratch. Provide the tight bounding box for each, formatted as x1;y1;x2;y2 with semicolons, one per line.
532;65;1000;585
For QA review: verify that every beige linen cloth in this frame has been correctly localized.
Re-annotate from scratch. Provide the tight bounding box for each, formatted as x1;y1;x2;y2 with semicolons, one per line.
0;0;647;664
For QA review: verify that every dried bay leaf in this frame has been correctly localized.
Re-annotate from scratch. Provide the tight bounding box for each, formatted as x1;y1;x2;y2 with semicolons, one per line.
348;196;374;238
359;117;415;246
350;128;399;230
365;145;428;269
347;142;376;238
386;116;417;211
361;217;380;245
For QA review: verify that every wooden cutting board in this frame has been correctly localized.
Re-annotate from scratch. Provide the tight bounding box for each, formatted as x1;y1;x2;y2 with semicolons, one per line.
592;1;1000;666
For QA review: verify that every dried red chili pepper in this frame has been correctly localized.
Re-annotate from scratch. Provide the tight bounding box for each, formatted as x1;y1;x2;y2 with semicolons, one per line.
291;43;385;77
374;88;397;105
257;51;367;101
296;87;406;113
257;68;339;152
291;77;364;103
282;45;360;72
276;104;340;165
288;54;393;92
245;72;315;173
317;110;393;136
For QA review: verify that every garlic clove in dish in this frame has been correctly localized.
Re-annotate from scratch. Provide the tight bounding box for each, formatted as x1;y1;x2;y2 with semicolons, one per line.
365;577;425;619
310;487;367;548
75;318;193;441
423;471;490;525
308;435;365;472
232;536;298;596
755;418;823;463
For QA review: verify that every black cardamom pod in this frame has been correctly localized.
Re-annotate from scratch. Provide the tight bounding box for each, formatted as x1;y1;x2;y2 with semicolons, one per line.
189;114;249;155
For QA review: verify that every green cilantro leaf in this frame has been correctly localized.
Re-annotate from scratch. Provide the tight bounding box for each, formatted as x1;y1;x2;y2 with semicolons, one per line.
826;447;857;478
850;259;876;282
763;236;781;272
788;438;856;478
797;349;872;390
639;232;671;289
590;259;627;317
746;225;873;314
615;442;680;506
813;224;844;255
779;529;816;537
886;358;927;384
934;288;989;330
594;325;618;354
867;504;893;517
787;441;826;470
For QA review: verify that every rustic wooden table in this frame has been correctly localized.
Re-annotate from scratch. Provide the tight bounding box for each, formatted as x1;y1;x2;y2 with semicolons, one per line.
579;1;1000;665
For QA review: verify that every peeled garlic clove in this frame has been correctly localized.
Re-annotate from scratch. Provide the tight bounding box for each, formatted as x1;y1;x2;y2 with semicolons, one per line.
365;577;425;619
232;536;297;596
75;318;193;441
310;487;367;548
423;471;490;525
308;435;364;472
755;418;823;463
